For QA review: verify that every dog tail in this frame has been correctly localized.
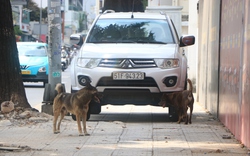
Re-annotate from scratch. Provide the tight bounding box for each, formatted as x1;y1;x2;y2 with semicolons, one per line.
187;79;193;93
55;83;65;94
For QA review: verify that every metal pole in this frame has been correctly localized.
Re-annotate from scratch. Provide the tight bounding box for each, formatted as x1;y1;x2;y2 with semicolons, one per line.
19;5;22;33
47;0;62;101
39;0;42;41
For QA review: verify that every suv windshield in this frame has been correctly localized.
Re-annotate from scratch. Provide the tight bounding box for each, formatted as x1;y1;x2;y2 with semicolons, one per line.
87;19;174;44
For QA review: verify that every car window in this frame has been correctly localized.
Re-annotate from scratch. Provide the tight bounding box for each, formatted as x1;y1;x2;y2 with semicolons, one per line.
87;19;174;44
18;44;47;57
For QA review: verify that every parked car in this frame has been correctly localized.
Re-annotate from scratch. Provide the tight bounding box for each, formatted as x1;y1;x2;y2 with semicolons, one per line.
70;11;195;121
17;42;49;86
70;30;88;49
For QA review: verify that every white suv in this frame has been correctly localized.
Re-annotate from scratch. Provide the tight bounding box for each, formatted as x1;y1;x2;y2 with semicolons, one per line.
70;11;195;120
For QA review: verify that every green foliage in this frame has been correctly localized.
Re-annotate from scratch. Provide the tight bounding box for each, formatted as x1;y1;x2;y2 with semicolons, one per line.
14;25;22;36
78;13;87;32
141;0;148;10
103;0;146;12
25;0;47;22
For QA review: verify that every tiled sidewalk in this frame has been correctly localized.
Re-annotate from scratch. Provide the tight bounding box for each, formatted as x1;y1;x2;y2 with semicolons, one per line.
0;97;249;156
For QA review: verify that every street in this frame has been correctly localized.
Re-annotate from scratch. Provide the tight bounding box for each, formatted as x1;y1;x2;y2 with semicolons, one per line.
24;66;72;112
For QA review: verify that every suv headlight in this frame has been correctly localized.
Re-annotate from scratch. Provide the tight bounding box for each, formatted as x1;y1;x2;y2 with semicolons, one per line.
154;59;179;69
77;58;101;68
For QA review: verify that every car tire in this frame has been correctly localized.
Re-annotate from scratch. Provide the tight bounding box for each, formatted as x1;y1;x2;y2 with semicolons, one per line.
71;112;91;121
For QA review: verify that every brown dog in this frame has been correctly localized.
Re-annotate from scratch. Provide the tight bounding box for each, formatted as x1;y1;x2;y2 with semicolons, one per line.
159;79;194;124
53;82;100;136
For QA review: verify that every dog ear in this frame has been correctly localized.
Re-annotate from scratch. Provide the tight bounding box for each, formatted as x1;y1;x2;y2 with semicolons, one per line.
85;80;92;88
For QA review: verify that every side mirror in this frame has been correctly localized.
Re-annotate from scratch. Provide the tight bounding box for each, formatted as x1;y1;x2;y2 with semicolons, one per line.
70;35;81;46
70;34;86;47
180;35;195;47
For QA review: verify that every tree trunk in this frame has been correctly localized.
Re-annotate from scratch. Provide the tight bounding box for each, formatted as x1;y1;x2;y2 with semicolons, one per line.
0;0;31;109
102;0;144;12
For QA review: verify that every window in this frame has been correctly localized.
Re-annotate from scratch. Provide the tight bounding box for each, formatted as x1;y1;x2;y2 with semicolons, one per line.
87;19;174;44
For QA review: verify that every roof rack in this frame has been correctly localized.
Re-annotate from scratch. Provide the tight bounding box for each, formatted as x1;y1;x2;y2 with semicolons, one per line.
103;10;115;14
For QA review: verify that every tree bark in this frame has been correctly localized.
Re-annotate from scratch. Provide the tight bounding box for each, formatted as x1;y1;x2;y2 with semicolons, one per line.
0;0;31;109
102;0;144;12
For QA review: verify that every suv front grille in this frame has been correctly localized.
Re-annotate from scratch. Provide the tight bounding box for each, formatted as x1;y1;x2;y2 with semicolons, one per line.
97;77;157;87
98;59;157;68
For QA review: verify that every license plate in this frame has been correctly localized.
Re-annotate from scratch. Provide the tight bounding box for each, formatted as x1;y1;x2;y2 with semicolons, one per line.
21;70;31;75
113;72;144;80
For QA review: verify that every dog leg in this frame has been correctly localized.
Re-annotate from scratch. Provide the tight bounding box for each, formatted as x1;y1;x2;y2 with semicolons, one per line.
184;107;189;124
53;104;62;134
184;114;189;124
76;114;84;136
57;110;67;133
53;112;60;134
177;110;182;124
82;111;90;136
189;105;193;124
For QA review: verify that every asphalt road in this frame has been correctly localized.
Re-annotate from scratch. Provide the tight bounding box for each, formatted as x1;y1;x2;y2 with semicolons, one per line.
24;66;72;112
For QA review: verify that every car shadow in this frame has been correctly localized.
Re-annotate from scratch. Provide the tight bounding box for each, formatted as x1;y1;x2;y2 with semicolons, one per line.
89;112;170;123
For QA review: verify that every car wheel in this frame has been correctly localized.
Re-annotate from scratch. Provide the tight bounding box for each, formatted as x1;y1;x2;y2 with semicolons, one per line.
169;106;178;122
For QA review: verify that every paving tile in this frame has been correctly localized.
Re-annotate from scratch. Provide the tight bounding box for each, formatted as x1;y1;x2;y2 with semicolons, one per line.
0;97;249;156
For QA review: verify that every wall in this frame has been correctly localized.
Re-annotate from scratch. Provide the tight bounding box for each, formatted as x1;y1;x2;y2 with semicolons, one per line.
198;0;250;148
187;0;198;87
145;6;183;36
197;0;220;115
241;0;250;148
219;0;250;148
148;0;172;6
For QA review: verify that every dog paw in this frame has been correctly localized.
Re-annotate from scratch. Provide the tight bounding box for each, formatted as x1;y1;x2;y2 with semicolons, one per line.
79;133;84;136
84;133;90;136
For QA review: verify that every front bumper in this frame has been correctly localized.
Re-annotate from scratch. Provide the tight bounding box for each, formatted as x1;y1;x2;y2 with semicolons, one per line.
71;62;187;105
72;66;186;93
22;72;48;83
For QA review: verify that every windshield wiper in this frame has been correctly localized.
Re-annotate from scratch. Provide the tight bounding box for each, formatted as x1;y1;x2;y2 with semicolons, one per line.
90;39;167;44
135;40;167;44
148;41;167;44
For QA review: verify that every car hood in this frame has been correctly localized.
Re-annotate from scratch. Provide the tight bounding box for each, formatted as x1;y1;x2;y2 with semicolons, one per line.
19;56;47;66
79;43;178;58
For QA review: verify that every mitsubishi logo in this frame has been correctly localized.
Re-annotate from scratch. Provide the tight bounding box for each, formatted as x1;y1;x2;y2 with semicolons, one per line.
122;59;133;68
